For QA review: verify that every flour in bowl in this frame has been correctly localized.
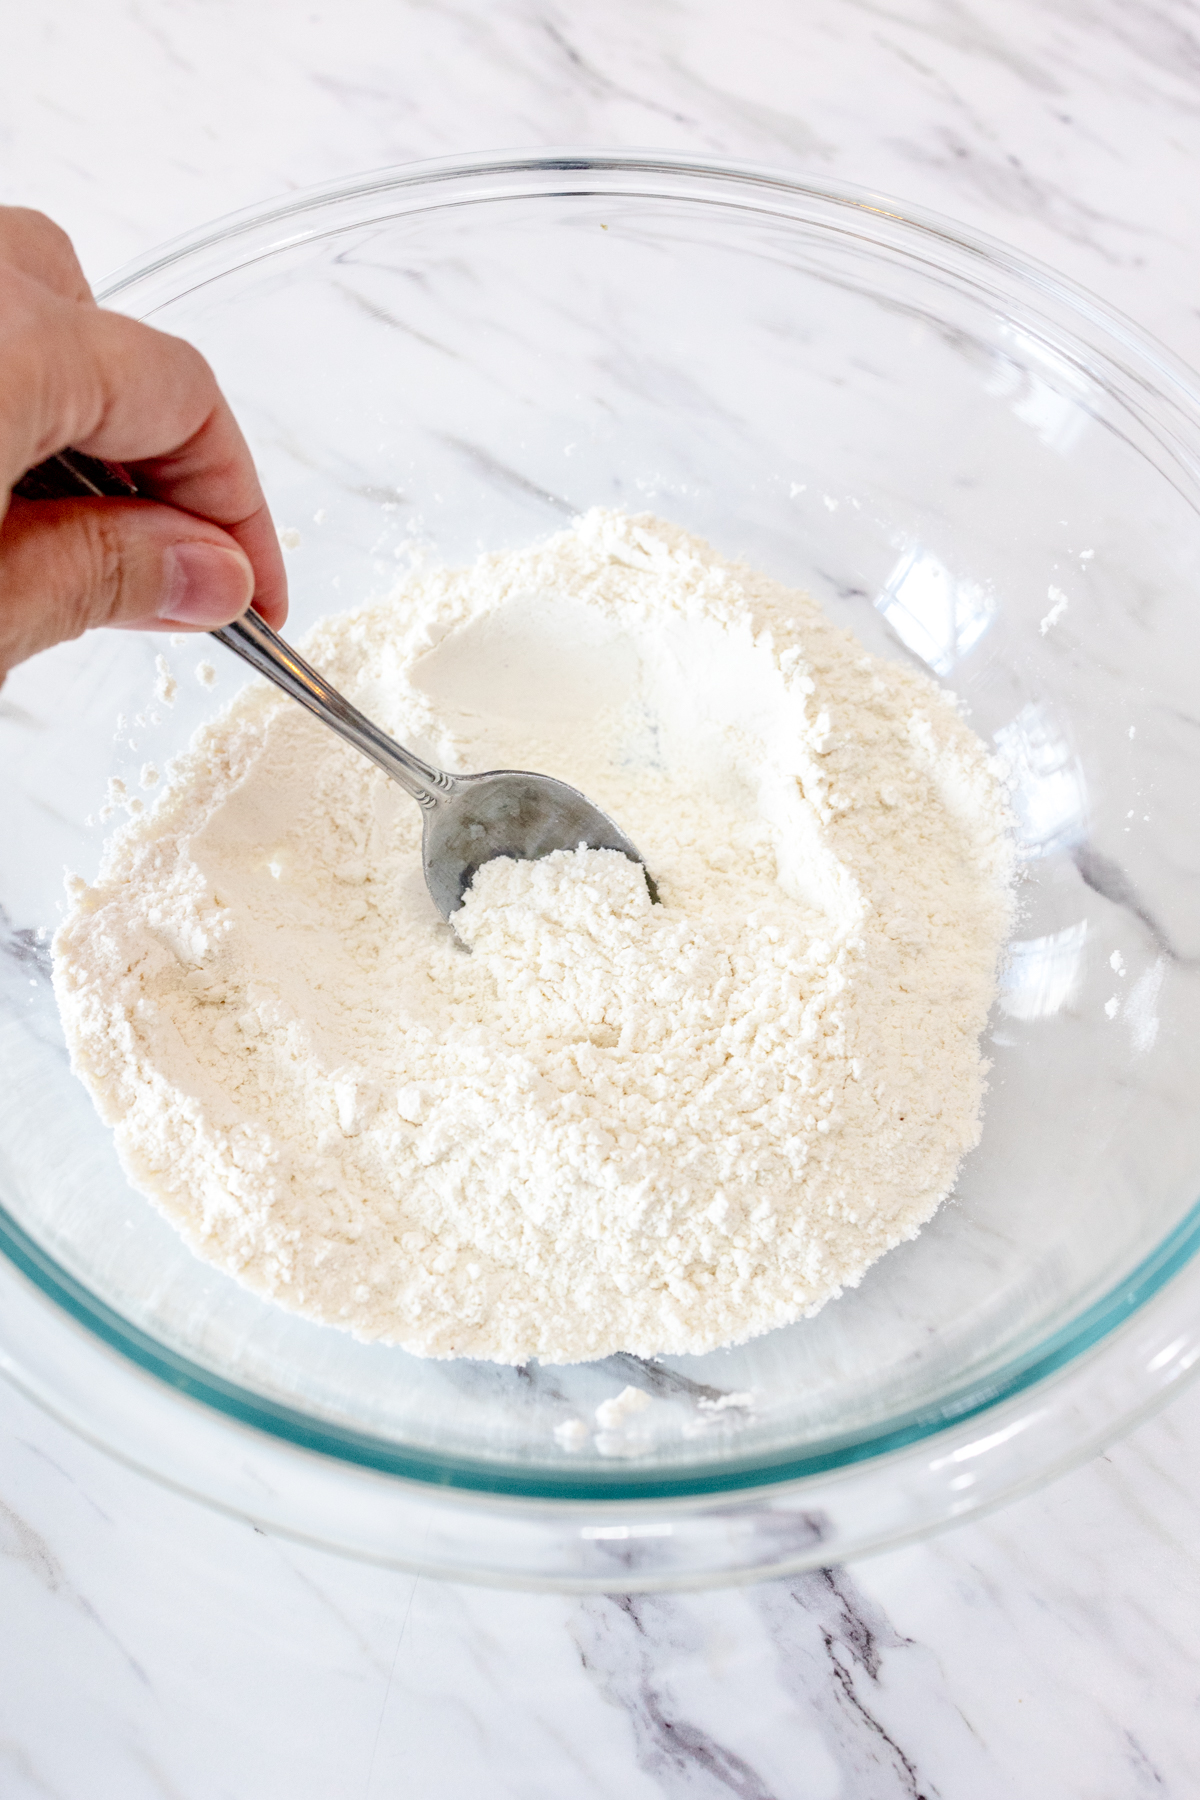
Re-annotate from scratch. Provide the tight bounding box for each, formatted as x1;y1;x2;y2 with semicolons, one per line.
52;510;1013;1363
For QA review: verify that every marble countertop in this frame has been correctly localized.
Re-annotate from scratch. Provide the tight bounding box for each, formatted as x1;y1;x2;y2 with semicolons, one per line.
3;2;1200;1793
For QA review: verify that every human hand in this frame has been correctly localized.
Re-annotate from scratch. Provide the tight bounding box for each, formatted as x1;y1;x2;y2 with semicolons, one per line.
0;207;287;684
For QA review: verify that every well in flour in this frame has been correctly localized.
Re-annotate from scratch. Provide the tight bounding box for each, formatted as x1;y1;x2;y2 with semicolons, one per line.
52;510;1013;1364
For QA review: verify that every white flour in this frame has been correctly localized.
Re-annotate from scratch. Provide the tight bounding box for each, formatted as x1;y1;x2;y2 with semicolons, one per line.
52;511;1012;1363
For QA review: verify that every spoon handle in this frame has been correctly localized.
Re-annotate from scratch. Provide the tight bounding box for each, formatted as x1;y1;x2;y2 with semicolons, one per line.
212;609;453;809
14;447;454;809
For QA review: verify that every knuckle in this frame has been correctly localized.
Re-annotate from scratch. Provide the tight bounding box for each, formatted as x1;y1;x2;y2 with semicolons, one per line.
165;328;217;400
0;205;52;250
0;206;78;274
168;335;222;427
70;508;128;631
25;209;71;254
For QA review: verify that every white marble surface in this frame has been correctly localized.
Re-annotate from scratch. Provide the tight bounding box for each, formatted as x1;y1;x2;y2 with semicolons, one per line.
5;1367;1200;1798
3;1;1200;1793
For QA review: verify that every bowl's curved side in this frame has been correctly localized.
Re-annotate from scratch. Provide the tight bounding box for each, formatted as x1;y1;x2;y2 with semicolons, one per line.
3;154;1200;1573
4;1230;1200;1588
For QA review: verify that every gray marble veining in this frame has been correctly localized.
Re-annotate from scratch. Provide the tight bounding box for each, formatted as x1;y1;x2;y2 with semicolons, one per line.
4;1372;1200;1797
3;1;1200;1795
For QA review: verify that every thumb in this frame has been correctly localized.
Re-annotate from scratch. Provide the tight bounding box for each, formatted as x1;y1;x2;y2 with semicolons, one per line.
0;495;255;679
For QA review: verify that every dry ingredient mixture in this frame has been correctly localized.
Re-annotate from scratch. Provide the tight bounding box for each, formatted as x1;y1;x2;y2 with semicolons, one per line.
53;511;1013;1363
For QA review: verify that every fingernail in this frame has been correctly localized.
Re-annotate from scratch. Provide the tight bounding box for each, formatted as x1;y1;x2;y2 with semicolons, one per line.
159;542;255;625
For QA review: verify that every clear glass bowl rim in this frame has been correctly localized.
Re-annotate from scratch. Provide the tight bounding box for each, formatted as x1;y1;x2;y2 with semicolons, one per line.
5;148;1200;1513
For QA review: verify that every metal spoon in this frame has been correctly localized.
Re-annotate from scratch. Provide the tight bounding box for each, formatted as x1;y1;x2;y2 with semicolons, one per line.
16;449;656;918
212;607;656;918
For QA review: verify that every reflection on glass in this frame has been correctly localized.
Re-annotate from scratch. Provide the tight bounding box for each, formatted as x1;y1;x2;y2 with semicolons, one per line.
988;326;1091;454
875;545;995;675
1125;959;1165;1056
1000;922;1088;1021
993;703;1087;859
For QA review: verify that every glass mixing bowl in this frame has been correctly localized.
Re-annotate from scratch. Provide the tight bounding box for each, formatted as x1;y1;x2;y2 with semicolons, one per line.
2;153;1199;1590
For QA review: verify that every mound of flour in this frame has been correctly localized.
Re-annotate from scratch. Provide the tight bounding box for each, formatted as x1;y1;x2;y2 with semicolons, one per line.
53;510;1012;1363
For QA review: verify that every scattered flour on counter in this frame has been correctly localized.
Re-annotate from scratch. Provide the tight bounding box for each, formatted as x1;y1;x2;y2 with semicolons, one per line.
52;510;1014;1364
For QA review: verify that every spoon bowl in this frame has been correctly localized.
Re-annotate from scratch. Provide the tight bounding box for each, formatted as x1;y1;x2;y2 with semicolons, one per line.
419;767;657;918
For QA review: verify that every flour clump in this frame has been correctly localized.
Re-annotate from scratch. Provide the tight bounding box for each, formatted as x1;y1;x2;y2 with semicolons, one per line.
52;511;1013;1363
